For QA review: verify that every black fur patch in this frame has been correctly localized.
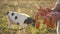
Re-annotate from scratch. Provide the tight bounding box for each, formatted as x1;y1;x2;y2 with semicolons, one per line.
11;13;14;16
17;23;19;25
15;16;18;20
24;17;36;26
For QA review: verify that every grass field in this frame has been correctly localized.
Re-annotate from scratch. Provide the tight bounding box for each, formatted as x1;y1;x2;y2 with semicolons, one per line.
0;0;57;34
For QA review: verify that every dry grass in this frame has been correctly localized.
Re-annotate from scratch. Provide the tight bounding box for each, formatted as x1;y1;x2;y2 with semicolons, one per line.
0;0;57;34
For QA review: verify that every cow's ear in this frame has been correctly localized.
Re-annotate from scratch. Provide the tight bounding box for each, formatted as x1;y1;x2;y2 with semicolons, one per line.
7;11;9;15
11;13;14;16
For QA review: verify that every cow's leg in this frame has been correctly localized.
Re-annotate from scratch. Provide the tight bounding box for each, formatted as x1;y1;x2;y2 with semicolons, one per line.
8;22;12;28
18;24;23;34
7;19;12;28
18;24;27;34
22;26;27;34
23;28;27;34
57;20;60;34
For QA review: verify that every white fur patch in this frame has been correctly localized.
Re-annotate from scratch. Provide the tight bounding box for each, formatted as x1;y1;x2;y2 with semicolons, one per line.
7;11;30;28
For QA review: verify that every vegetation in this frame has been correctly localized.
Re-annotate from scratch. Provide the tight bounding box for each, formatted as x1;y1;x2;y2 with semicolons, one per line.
0;0;57;34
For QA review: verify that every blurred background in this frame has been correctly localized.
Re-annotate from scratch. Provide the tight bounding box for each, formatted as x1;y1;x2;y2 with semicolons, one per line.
0;0;57;34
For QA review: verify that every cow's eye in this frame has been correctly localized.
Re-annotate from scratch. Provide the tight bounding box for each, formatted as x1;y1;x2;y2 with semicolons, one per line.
11;13;14;16
15;16;18;20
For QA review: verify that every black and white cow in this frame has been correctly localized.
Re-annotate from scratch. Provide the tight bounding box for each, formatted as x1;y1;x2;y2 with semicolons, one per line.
7;11;36;29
